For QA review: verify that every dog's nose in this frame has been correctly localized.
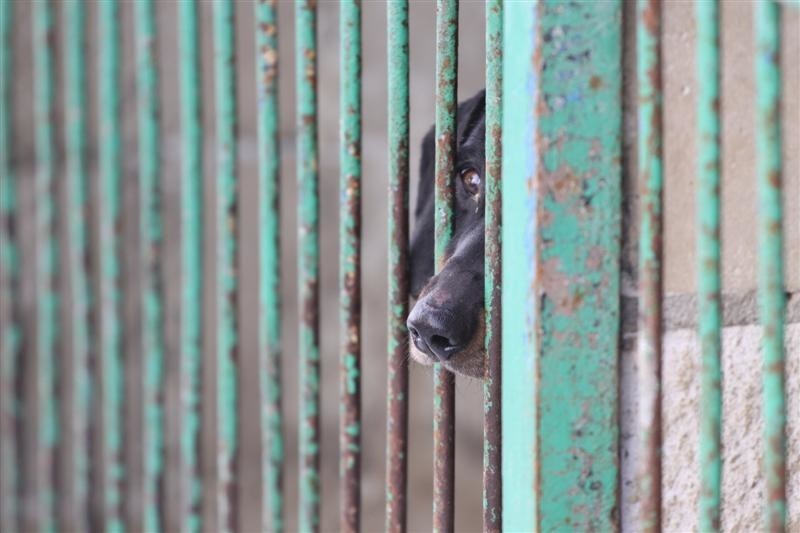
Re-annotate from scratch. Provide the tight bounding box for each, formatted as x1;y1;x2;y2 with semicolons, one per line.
407;303;467;362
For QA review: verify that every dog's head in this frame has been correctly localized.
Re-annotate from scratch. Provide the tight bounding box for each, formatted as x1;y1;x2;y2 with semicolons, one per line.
407;90;486;378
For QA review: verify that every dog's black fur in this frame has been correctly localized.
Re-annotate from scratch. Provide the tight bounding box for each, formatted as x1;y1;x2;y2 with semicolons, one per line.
408;90;486;378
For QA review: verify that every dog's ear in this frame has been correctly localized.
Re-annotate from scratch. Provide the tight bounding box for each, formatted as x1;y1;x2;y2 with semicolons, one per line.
410;126;435;298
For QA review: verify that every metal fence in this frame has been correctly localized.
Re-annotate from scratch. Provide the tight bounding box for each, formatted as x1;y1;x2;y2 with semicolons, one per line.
0;0;795;532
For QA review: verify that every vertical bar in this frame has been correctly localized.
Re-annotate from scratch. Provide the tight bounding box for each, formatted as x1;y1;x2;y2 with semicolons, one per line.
433;1;457;531
295;2;320;531
0;0;19;529
500;1;536;529
385;2;410;531
177;0;203;530
212;1;239;530
60;0;89;529
483;0;502;530
255;1;283;532
755;2;785;531
133;0;164;529
93;0;123;528
636;0;663;530
339;1;361;531
534;1;622;529
695;1;722;530
27;0;58;528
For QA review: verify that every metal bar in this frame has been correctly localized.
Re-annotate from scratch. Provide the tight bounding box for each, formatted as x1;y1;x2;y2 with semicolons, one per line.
500;2;536;529
60;0;90;529
177;1;203;530
635;0;663;530
339;1;362;531
533;1;622;529
93;0;124;528
483;0;502;530
695;1;722;530
212;0;239;530
133;0;164;529
295;1;320;531
0;0;20;529
27;1;58;528
385;2;410;531
433;0;457;530
755;2;786;530
255;1;283;531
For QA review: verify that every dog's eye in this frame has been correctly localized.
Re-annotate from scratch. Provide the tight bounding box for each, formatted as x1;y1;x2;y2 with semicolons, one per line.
460;168;481;196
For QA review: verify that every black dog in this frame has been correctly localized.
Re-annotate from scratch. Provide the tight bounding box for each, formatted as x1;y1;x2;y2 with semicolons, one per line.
408;90;486;378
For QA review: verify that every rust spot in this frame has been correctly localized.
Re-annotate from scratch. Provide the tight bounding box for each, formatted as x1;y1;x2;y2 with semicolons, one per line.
589;75;603;90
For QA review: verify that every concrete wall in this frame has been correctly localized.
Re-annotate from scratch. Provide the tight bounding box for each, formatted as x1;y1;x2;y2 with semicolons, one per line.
6;0;799;531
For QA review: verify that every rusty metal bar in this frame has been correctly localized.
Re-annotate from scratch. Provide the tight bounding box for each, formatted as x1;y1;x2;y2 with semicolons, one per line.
385;1;410;531
59;0;90;529
339;0;362;531
695;1;722;530
93;0;124;528
255;1;284;531
532;1;623;529
133;0;164;528
635;0;663;530
755;1;786;530
0;0;19;529
176;0;203;530
433;0;457;530
26;0;58;528
295;1;321;531
499;1;537;529
483;0;502;530
211;0;239;529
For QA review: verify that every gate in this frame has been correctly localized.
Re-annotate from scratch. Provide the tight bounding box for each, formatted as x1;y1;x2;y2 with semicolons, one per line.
0;0;797;531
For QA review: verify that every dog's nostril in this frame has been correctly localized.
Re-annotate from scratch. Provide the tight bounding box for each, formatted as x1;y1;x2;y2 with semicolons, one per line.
429;334;454;350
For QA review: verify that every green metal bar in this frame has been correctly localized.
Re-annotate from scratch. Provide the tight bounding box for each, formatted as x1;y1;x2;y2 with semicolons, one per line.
29;1;58;528
212;0;239;529
0;0;20;529
385;2;410;531
60;0;89;529
295;1;320;530
255;1;283;531
433;1;457;531
178;1;202;530
755;2;786;530
636;0;663;530
534;1;622;529
94;0;123;529
134;0;164;529
483;0;502;530
695;1;722;530
339;1;361;531
500;2;536;529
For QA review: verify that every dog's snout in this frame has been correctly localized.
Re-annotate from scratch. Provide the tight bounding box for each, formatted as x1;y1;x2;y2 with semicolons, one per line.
407;303;469;362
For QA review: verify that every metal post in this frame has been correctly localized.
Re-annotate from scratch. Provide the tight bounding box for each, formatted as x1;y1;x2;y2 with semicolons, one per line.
385;2;410;531
339;1;362;531
636;0;663;530
295;1;320;530
177;1;203;530
695;1;722;530
755;2;786;531
93;0;124;528
60;0;90;529
212;1;239;529
483;0;502;531
255;1;283;531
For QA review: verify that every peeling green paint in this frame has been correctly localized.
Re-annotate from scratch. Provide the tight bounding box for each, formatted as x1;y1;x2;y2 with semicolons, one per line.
296;1;321;530
255;0;284;531
213;1;239;529
695;1;722;529
755;2;786;530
